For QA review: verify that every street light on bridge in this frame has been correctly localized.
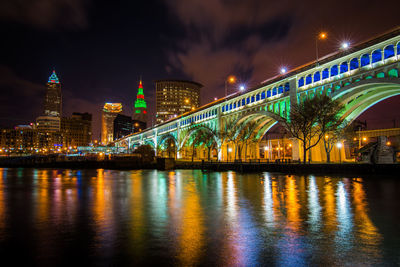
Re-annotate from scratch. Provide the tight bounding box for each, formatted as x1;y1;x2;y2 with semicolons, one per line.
341;41;350;50
316;31;328;65
225;75;237;99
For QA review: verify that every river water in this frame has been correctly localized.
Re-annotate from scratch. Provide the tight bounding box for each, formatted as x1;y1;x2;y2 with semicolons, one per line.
0;168;398;266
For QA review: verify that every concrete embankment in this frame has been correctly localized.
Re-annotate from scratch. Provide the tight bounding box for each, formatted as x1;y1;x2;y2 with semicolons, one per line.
0;156;398;176
175;161;400;176
0;156;156;169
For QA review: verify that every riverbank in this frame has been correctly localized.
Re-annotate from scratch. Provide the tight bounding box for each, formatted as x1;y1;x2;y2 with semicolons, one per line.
0;156;399;176
0;155;156;169
176;161;400;176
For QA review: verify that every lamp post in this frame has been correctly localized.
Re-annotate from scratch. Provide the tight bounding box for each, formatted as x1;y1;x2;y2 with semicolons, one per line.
316;32;327;66
336;142;342;163
225;75;236;99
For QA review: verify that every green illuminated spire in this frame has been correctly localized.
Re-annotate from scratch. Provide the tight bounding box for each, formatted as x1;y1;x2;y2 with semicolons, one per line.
133;80;147;123
134;80;147;109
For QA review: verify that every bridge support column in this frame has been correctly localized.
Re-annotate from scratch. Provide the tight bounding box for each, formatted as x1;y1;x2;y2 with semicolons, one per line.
255;143;260;159
291;138;300;161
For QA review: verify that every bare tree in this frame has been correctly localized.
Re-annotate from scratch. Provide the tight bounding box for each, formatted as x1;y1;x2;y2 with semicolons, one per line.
317;97;345;162
196;128;216;161
280;95;338;164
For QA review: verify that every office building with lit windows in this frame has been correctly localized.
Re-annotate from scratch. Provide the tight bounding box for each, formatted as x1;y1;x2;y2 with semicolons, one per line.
61;112;92;147
155;80;202;124
101;103;122;144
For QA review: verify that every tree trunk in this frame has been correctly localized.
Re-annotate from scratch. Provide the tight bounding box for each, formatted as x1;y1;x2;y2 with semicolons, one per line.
303;141;307;164
324;139;331;163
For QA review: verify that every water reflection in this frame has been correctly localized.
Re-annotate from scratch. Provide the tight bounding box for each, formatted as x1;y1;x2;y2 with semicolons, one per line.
0;169;396;266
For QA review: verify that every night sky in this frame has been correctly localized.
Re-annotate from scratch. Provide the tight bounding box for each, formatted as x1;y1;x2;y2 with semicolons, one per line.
0;0;399;139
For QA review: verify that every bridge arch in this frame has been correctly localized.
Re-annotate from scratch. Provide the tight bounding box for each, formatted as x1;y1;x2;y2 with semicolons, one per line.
333;78;400;123
179;125;220;150
143;139;155;149
232;110;282;141
158;133;177;149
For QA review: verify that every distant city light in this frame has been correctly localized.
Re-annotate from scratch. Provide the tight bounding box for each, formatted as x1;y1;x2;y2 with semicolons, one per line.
336;142;343;148
280;67;287;74
214;97;218;101
239;85;245;91
341;42;350;49
264;146;269;151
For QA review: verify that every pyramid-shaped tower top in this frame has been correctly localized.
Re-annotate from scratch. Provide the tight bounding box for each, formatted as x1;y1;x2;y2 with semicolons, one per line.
134;79;147;109
137;80;144;98
48;70;60;84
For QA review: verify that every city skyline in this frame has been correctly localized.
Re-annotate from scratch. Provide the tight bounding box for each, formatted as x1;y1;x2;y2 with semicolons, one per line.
0;0;399;139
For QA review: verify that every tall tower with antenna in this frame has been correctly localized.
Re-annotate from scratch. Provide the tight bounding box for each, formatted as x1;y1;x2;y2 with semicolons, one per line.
132;79;147;124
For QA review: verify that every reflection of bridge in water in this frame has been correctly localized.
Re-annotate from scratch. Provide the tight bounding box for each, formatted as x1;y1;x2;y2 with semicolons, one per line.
116;28;400;162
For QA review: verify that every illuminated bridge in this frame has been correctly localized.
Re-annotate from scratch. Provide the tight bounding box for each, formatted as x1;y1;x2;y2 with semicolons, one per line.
115;28;400;162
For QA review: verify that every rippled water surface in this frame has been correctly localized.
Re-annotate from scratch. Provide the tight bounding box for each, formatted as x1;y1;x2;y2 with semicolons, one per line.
0;168;399;266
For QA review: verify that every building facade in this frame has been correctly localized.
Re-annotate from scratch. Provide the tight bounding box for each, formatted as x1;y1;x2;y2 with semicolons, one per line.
113;114;133;140
36;116;61;132
61;112;92;147
101;103;122;145
132;80;147;124
0;128;38;152
155;80;202;124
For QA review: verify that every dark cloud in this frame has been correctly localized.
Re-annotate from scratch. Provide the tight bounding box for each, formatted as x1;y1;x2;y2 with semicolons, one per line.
0;0;90;30
0;65;44;126
164;0;399;104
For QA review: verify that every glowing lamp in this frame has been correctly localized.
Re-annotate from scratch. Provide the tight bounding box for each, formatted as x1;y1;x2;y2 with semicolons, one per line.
319;32;327;40
341;42;350;49
227;75;236;84
239;85;245;91
280;67;287;74
336;142;342;148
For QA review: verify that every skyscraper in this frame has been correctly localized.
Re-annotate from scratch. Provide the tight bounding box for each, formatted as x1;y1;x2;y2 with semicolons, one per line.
132;80;147;124
36;70;62;133
44;70;62;117
101;103;122;144
155;80;202;124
